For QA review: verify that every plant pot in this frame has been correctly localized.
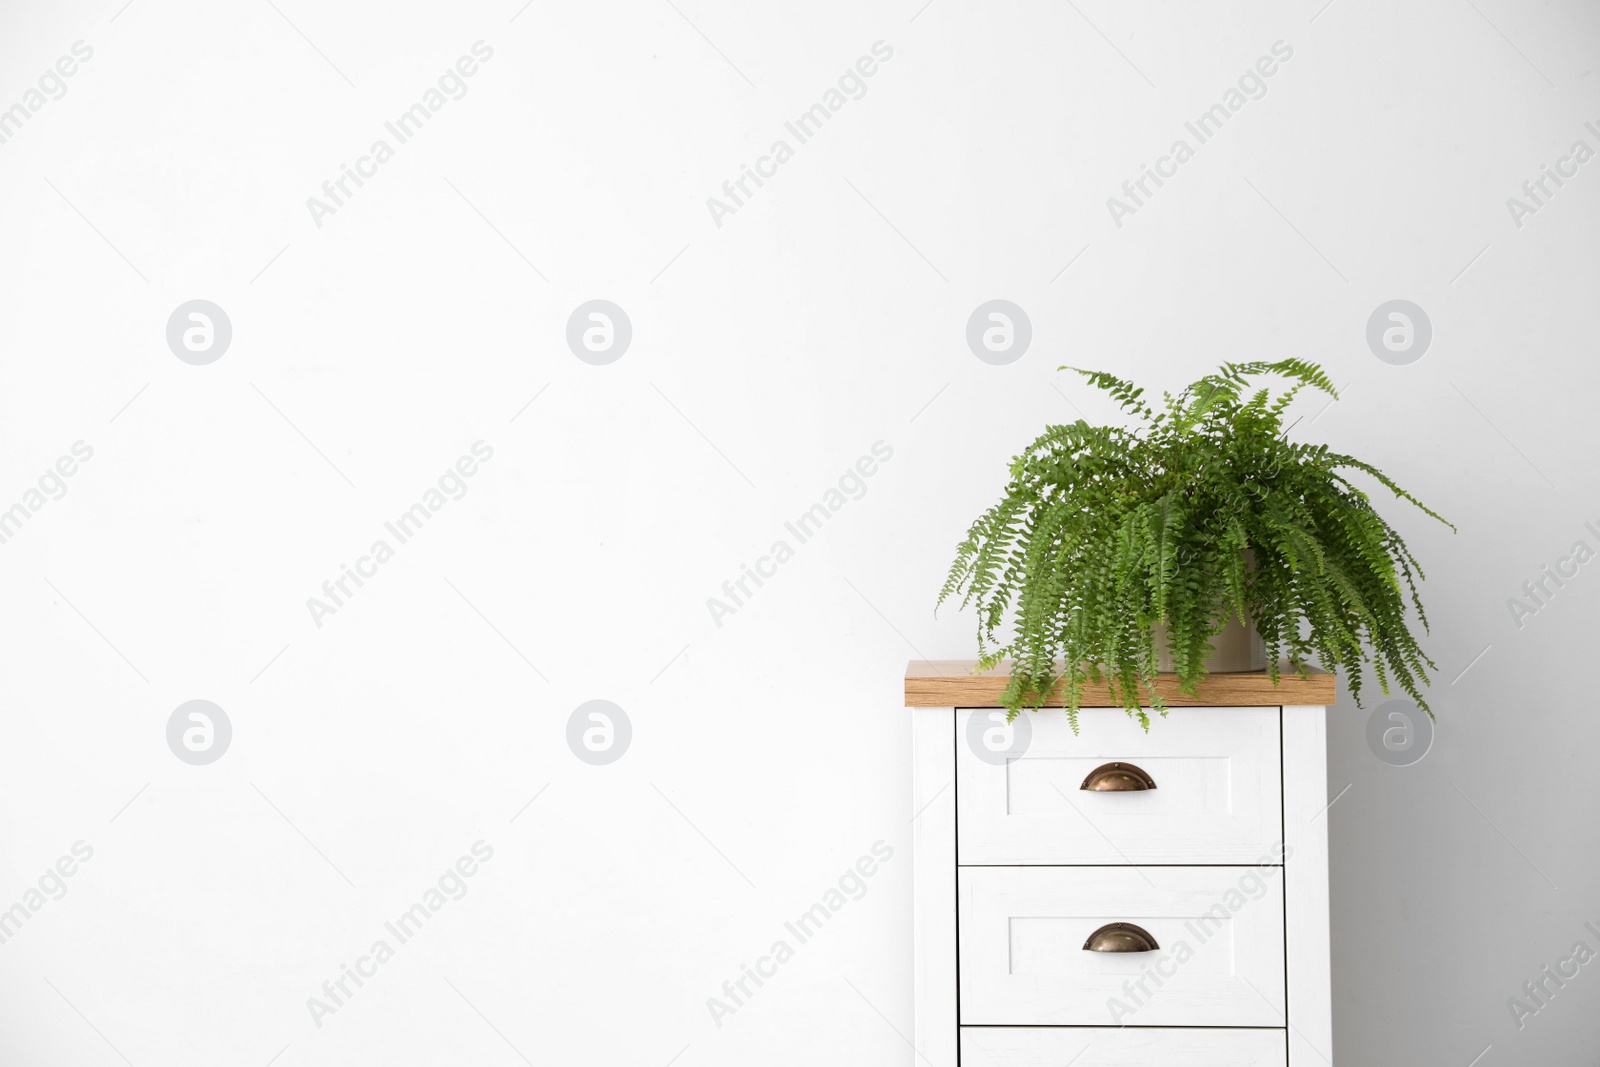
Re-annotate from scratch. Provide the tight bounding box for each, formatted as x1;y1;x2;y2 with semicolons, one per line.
1152;608;1267;673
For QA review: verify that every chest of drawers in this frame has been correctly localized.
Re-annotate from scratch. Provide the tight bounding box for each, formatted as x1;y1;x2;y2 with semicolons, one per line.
905;661;1336;1066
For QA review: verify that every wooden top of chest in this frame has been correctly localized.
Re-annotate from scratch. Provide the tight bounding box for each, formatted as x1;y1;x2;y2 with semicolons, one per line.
905;660;1337;707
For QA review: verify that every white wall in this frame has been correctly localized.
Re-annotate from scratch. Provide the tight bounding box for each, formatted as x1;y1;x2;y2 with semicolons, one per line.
1;0;1596;1063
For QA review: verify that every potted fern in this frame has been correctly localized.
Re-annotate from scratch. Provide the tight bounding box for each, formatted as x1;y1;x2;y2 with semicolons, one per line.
939;360;1451;731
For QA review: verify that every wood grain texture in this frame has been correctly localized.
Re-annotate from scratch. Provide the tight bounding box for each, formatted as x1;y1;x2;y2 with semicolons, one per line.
904;660;1335;707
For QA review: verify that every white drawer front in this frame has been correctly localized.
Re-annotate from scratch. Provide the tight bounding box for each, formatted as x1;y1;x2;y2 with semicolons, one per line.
957;706;1281;864
958;866;1286;1027
961;1026;1286;1066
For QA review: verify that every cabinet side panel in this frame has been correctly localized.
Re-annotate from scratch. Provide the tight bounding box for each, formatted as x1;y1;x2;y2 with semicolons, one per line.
1282;706;1333;1065
912;707;957;1067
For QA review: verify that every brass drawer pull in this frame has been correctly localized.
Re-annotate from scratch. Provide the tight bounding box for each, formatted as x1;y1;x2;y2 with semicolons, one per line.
1080;761;1157;791
1083;922;1160;953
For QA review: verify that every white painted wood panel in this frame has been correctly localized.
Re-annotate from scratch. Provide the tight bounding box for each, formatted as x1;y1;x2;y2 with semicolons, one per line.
960;1026;1288;1066
957;706;1282;864
959;865;1287;1027
910;706;957;1067
1283;705;1334;1066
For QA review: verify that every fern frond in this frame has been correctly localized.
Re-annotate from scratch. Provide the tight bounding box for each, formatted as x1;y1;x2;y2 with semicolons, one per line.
939;360;1450;732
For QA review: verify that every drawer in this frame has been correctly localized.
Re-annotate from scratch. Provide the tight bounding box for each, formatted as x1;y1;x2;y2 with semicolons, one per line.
961;1026;1287;1066
957;705;1281;864
958;866;1286;1027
